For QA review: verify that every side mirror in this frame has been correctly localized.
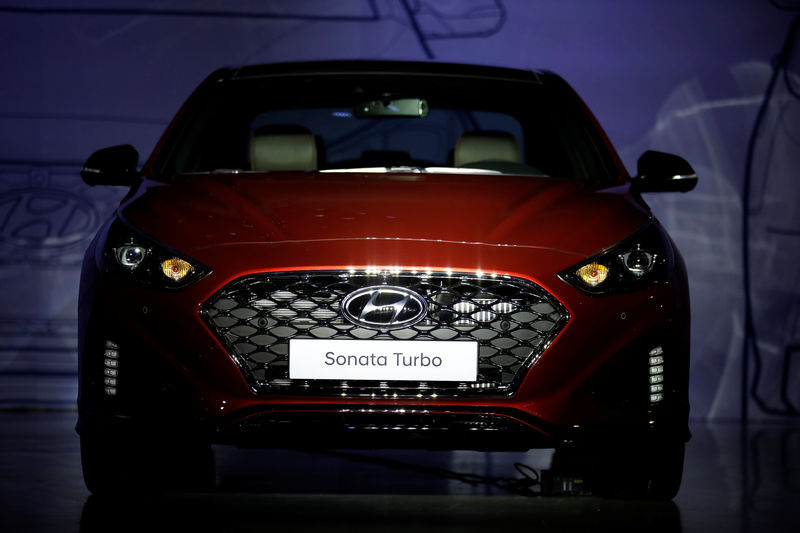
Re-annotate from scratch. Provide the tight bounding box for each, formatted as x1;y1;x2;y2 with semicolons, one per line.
631;150;697;193
81;145;140;186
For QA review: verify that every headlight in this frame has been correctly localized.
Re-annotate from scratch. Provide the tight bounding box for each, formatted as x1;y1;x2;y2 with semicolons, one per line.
115;244;147;269
103;218;210;289
559;221;672;296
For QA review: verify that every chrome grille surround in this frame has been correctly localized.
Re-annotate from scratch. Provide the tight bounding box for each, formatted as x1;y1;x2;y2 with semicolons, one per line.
200;271;568;397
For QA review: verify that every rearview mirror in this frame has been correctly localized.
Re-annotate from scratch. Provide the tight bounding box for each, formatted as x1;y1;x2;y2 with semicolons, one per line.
355;98;429;118
632;150;697;193
81;145;140;186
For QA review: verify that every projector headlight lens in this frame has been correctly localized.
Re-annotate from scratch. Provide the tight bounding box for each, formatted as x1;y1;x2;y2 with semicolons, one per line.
621;247;655;276
115;245;147;269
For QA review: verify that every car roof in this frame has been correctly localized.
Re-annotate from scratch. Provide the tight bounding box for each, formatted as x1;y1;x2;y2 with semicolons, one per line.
225;60;549;85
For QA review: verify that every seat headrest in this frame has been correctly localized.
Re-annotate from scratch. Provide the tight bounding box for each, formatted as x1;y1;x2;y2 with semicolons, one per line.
454;131;521;167
250;133;318;171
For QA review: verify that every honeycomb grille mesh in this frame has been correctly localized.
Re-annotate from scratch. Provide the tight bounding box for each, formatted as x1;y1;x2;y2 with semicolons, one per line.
200;271;568;397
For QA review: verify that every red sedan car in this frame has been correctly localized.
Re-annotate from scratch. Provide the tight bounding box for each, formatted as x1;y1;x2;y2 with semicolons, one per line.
77;61;696;498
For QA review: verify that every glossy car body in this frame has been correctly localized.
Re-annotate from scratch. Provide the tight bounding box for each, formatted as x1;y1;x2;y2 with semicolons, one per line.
77;61;696;498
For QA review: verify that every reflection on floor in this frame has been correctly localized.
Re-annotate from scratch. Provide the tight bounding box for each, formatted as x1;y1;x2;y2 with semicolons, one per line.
0;412;798;532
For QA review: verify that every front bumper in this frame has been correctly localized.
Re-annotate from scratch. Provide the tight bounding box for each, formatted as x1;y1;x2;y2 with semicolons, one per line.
77;238;690;451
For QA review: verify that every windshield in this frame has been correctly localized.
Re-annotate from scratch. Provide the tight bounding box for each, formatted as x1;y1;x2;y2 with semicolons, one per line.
156;72;617;183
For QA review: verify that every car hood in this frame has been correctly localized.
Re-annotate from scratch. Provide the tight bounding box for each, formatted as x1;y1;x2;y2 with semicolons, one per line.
121;171;648;257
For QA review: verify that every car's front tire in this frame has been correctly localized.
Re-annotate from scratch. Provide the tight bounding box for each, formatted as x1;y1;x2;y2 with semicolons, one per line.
596;439;685;499
80;432;215;495
552;438;685;500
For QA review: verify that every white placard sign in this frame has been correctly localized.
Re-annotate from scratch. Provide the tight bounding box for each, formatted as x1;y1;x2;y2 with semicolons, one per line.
289;339;478;382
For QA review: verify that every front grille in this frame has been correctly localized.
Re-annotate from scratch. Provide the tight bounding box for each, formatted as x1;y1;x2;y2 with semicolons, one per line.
200;271;568;397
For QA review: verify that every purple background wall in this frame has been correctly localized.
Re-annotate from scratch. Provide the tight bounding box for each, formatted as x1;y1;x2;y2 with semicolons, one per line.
0;0;797;420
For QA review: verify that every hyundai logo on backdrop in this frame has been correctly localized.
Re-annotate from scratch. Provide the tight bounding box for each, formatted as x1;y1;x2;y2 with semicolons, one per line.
341;286;427;330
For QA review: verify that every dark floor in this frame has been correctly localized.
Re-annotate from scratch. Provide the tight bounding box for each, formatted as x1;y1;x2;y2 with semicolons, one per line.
0;412;798;532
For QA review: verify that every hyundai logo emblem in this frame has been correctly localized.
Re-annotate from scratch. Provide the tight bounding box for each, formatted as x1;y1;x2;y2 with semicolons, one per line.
341;286;427;330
